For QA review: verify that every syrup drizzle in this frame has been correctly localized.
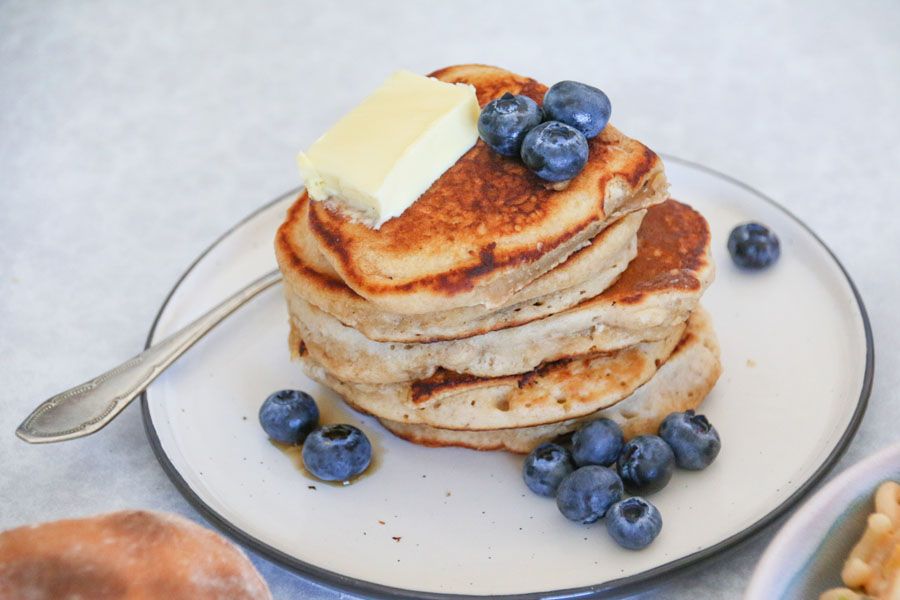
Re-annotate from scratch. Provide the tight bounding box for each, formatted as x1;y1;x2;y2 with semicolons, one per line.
269;438;379;487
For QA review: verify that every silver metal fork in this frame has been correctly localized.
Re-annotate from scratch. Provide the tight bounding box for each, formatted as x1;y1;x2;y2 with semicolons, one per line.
16;270;283;444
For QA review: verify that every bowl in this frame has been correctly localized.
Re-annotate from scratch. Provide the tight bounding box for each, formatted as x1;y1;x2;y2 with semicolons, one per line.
746;441;900;599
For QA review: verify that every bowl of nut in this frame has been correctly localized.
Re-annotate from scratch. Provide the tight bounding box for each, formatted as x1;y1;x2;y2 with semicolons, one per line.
747;441;900;600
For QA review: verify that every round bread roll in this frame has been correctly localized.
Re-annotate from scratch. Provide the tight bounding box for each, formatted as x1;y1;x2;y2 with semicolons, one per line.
0;510;271;600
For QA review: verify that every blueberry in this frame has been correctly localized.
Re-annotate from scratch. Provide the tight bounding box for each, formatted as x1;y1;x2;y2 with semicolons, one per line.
258;389;319;445
616;435;675;495
520;121;589;182
606;497;663;550
477;93;543;156
659;410;721;470
302;424;372;482
572;418;624;467
727;222;780;270
555;465;623;524
542;81;611;139
522;442;575;497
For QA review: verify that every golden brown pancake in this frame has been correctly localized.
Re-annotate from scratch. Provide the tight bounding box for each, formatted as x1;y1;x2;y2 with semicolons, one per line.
305;64;668;314
287;200;713;384
276;193;644;343
376;307;721;453
295;321;685;431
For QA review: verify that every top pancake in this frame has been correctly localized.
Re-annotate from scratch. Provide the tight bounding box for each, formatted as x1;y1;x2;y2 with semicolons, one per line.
305;64;668;315
276;192;644;343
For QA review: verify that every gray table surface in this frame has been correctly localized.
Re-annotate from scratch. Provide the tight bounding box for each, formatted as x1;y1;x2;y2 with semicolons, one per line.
3;1;899;598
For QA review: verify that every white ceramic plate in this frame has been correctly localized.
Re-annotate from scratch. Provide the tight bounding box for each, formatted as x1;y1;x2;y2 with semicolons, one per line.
142;157;872;598
747;441;900;599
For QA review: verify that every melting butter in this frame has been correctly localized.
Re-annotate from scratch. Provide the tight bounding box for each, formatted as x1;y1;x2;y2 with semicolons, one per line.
298;70;479;228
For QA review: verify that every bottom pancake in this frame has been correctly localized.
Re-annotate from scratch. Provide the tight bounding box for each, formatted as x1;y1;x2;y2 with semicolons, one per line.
297;319;686;431
377;307;720;453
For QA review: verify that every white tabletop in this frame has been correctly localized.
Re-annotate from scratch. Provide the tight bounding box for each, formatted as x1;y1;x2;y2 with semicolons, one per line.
2;1;899;598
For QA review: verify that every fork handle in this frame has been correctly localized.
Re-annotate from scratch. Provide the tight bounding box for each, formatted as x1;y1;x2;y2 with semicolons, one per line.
16;270;283;444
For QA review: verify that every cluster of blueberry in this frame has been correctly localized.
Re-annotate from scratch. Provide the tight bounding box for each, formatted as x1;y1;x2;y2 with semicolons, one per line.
522;411;721;550
477;81;611;183
259;390;372;482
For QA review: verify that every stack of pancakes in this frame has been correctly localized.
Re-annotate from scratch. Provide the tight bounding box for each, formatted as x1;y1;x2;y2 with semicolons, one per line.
275;65;721;453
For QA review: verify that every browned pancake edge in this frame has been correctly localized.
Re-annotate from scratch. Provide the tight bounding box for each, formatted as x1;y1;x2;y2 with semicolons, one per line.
305;64;663;300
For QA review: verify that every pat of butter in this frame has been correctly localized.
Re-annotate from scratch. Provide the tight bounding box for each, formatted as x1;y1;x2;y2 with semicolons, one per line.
297;70;480;228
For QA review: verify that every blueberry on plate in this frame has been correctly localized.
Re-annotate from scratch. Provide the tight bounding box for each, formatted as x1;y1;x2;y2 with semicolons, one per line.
606;497;662;550
523;442;575;497
542;81;611;139
520;121;589;182
659;410;721;470
727;222;780;270
616;435;675;495
571;418;624;467
477;93;543;156
258;389;319;445
556;465;623;524
302;424;372;482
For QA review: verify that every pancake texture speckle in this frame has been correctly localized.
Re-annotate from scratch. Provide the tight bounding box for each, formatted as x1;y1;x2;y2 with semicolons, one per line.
296;322;685;431
277;193;645;343
377;307;720;453
289;199;713;383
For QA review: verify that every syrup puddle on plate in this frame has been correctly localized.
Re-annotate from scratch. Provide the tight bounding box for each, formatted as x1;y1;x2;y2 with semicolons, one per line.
269;439;379;487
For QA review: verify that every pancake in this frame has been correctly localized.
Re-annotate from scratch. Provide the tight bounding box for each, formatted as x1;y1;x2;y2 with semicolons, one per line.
292;303;680;384
276;194;644;343
296;321;685;431
291;199;713;384
377;307;720;453
305;64;669;314
0;511;272;600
